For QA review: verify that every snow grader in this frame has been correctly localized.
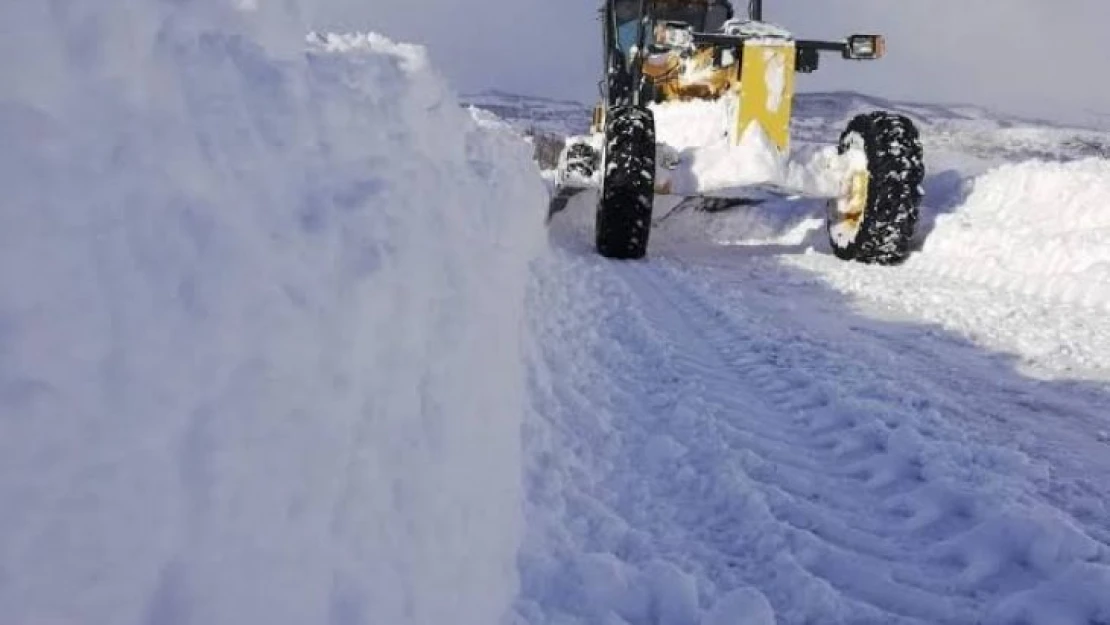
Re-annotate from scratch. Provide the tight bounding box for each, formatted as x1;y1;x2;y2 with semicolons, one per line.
550;0;925;263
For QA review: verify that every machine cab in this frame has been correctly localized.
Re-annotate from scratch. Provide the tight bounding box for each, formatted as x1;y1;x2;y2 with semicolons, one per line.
609;0;735;58
604;0;737;107
651;0;733;34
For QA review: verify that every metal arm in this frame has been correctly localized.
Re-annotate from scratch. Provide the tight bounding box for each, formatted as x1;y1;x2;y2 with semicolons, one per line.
690;31;881;73
797;40;849;54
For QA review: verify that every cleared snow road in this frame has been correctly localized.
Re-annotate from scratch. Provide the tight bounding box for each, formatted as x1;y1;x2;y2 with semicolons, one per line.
516;188;1110;625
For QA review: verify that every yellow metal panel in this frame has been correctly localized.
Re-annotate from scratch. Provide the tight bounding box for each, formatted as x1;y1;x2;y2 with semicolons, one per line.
735;42;796;152
590;103;605;134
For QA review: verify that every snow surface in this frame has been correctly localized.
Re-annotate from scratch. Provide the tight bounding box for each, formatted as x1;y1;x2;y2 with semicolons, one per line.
651;97;788;195
914;158;1110;310
763;50;788;114
528;182;1110;624
649;95;852;199
6;5;1110;625
461;91;590;138
517;87;1110;624
0;9;545;625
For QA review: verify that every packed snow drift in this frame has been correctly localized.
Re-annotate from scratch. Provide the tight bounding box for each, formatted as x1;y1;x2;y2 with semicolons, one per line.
652;97;790;195
915;158;1110;310
0;7;545;625
649;96;848;200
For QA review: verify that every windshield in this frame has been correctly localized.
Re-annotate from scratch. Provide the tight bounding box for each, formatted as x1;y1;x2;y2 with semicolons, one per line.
651;0;733;32
613;0;642;56
614;0;641;25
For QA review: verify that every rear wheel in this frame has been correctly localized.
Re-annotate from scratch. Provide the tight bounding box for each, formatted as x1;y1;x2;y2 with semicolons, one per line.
827;112;925;265
597;105;656;259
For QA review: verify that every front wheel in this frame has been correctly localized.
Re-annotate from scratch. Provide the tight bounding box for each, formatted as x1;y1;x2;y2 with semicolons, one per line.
827;112;925;265
597;105;656;259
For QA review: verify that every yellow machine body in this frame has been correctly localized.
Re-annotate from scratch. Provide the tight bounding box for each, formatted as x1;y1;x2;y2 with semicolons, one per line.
584;29;803;199
643;47;733;101
626;37;798;156
734;41;796;152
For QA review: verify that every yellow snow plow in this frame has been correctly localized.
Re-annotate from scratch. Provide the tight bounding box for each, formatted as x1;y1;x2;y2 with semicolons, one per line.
551;0;924;264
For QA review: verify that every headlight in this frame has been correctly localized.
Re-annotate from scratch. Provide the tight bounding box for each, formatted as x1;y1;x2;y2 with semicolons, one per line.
845;35;885;60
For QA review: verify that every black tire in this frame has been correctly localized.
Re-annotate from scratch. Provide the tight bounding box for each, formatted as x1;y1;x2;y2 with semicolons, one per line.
828;112;925;265
597;106;656;259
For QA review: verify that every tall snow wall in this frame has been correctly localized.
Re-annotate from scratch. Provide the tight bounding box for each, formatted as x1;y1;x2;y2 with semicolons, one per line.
0;4;546;624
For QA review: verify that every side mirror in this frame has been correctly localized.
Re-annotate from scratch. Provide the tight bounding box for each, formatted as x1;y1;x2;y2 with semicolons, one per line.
843;35;885;60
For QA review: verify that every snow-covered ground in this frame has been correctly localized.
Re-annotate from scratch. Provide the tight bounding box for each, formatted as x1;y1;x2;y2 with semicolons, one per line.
462;90;592;138
507;91;1110;624
5;8;1110;625
0;8;545;625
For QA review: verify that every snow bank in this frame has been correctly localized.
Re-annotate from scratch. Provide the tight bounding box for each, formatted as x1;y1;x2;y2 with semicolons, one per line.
916;158;1110;310
650;95;846;200
0;6;545;625
652;97;787;195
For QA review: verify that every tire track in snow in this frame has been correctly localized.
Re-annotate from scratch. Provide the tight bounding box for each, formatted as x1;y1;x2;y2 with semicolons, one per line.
767;252;1110;549
523;198;1110;625
617;261;983;624
654;252;1110;616
523;246;906;624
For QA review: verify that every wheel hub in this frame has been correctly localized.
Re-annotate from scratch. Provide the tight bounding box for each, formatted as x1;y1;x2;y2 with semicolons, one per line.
828;133;870;247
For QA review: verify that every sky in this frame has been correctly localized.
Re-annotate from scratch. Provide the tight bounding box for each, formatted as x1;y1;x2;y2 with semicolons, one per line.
315;0;1110;127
